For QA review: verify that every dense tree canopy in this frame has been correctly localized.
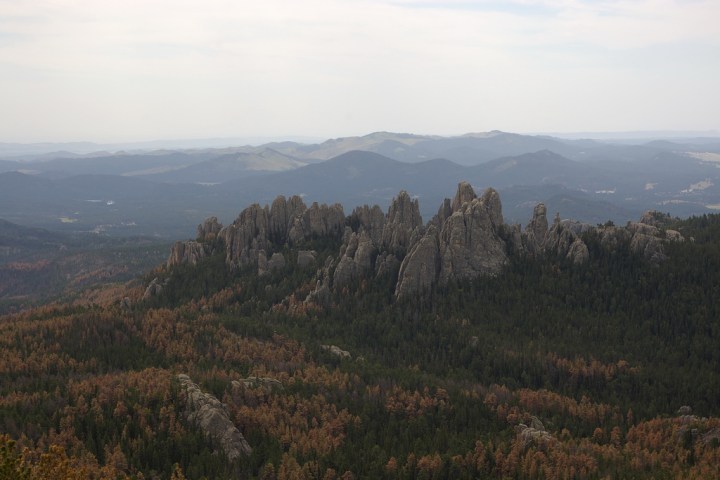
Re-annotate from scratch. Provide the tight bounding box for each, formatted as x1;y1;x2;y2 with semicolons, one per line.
1;215;720;479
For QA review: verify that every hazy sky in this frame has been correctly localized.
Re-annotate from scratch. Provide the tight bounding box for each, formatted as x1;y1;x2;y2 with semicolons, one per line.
1;0;719;142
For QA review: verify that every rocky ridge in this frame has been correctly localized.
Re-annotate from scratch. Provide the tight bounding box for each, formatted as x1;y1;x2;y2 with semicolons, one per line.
162;183;684;301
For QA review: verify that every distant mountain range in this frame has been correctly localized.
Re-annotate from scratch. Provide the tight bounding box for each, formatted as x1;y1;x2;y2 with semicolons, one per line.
2;131;720;238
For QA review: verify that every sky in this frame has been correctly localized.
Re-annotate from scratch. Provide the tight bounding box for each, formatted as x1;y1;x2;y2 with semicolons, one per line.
1;0;719;143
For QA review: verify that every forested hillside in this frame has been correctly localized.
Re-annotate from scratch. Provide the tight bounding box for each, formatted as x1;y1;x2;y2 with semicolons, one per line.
2;207;720;479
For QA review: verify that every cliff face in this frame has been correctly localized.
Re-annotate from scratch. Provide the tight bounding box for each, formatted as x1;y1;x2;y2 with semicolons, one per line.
394;184;512;298
164;182;683;302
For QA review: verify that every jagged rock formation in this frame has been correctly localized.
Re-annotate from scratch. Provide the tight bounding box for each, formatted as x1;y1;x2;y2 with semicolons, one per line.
349;204;386;246
382;190;422;254
162;183;686;303
334;230;376;289
177;374;252;461
168;196;345;274
596;213;683;262
167;240;208;267
524;204;549;254
396;183;509;298
396;225;441;298
438;186;507;282
522;205;589;264
197;216;223;241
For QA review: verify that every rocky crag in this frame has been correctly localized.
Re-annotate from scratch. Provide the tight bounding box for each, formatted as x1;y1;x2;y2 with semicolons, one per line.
163;182;683;301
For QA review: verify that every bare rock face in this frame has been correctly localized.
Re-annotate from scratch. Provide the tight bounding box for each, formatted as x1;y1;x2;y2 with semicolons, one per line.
197;216;223;242
215;196;344;273
220;204;270;269
167;240;207;268
452;181;476;212
522;208;589;265
395;184;509;298
438;186;507;283
431;198;453;228
177;374;252;461
349;205;386;246
395;225;441;298
597;212;684;262
269;195;306;244
334;231;376;290
524;203;549;254
382;190;422;254
544;220;590;265
301;202;346;239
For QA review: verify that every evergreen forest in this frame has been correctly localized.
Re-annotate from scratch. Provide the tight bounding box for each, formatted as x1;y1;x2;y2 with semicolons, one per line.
2;213;720;479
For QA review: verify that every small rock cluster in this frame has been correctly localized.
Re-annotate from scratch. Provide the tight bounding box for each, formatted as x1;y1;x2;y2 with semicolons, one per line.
176;374;252;461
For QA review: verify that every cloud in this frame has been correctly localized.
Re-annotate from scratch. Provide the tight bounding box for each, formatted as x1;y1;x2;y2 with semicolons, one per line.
0;0;718;141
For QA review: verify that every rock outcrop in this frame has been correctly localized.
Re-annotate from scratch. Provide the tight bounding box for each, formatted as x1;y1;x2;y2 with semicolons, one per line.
522;205;589;264
395;225;442;298
167;240;208;268
595;211;683;262
169;195;345;276
396;184;509;298
162;183;686;304
197;216;223;241
177;374;251;461
334;230;376;289
438;186;507;282
524;204;549;254
349;204;386;246
382;190;422;254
